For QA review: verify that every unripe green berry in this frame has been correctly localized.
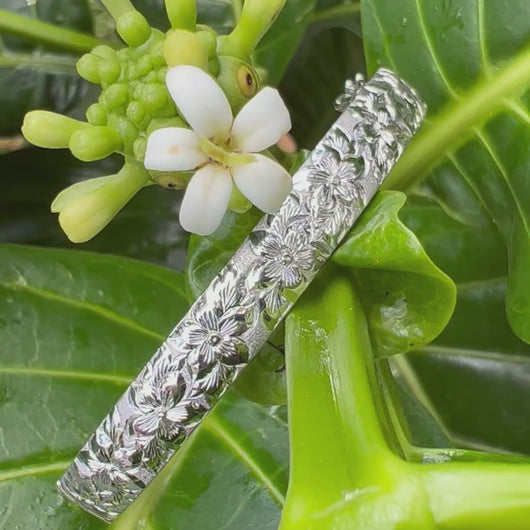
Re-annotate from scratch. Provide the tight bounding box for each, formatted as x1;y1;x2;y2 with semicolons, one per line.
117;48;132;62
108;116;137;151
104;84;130;109
150;41;166;66
133;137;147;161
116;11;151;48
143;70;158;84
153;172;190;190
126;101;149;129
137;55;153;76
86;103;107;126
77;53;101;84
138;83;168;112
22;111;88;148
146;116;186;135
98;60;121;85
196;26;217;58
69;126;123;161
91;45;117;60
163;29;208;69
157;68;167;83
124;62;140;81
208;57;220;77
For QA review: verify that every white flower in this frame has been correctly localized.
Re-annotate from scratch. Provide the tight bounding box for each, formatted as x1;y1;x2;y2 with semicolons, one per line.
144;65;293;235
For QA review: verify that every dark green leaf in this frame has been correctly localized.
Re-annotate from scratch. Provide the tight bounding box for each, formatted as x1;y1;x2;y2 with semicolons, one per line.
186;208;262;298
362;0;530;343
390;196;530;455
254;0;318;84
333;190;456;357
279;25;365;149
0;244;288;528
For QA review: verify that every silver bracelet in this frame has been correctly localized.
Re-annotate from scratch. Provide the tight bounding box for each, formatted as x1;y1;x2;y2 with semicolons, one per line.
58;69;426;522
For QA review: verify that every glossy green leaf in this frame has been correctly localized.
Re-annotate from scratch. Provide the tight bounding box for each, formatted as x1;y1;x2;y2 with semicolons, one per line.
0;244;288;528
333;190;456;357
186;208;262;298
362;0;530;342
392;196;530;455
279;24;365;149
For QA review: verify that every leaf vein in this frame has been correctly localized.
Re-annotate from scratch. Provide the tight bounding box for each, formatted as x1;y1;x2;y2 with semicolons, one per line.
206;418;285;506
0;279;165;343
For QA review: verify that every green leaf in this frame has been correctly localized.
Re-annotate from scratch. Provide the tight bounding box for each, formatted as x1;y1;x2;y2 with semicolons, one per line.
361;0;530;343
391;196;530;455
254;0;318;84
279;24;365;149
186;208;262;298
333;190;456;357
0;244;288;528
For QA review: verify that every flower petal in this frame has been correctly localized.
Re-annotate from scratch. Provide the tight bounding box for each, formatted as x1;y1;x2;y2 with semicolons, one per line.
179;165;232;235
166;65;233;139
231;87;291;152
144;127;207;171
232;154;292;214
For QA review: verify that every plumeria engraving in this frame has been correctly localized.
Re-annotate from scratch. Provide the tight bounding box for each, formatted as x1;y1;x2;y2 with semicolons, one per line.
182;273;250;392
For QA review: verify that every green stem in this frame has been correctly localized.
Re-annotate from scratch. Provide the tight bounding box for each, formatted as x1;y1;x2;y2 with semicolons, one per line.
99;0;136;21
422;462;530;529
0;52;78;73
226;0;287;57
309;2;361;25
281;273;399;528
0;9;108;54
383;43;530;191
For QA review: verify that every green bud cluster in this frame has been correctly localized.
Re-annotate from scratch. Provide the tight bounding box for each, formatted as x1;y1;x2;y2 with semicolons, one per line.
21;0;288;243
78;26;178;162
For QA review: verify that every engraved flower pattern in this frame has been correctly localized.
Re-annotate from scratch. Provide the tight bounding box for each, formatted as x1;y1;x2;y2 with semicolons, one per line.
309;154;365;205
251;205;315;311
131;364;196;442
186;296;248;365
80;414;141;506
179;279;249;392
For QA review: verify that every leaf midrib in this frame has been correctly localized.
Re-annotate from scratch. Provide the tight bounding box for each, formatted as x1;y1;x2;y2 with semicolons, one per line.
366;0;530;191
0;461;70;483
0;366;132;385
0;278;165;342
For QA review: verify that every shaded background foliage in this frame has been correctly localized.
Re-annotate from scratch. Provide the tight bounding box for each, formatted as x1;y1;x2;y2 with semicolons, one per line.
2;0;530;528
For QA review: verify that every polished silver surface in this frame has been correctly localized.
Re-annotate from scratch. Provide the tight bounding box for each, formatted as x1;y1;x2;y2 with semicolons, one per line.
58;69;426;522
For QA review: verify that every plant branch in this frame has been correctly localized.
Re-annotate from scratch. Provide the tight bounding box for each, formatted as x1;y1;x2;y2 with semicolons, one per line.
281;273;398;528
309;2;361;25
422;462;530;528
0;51;79;74
0;9;110;54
